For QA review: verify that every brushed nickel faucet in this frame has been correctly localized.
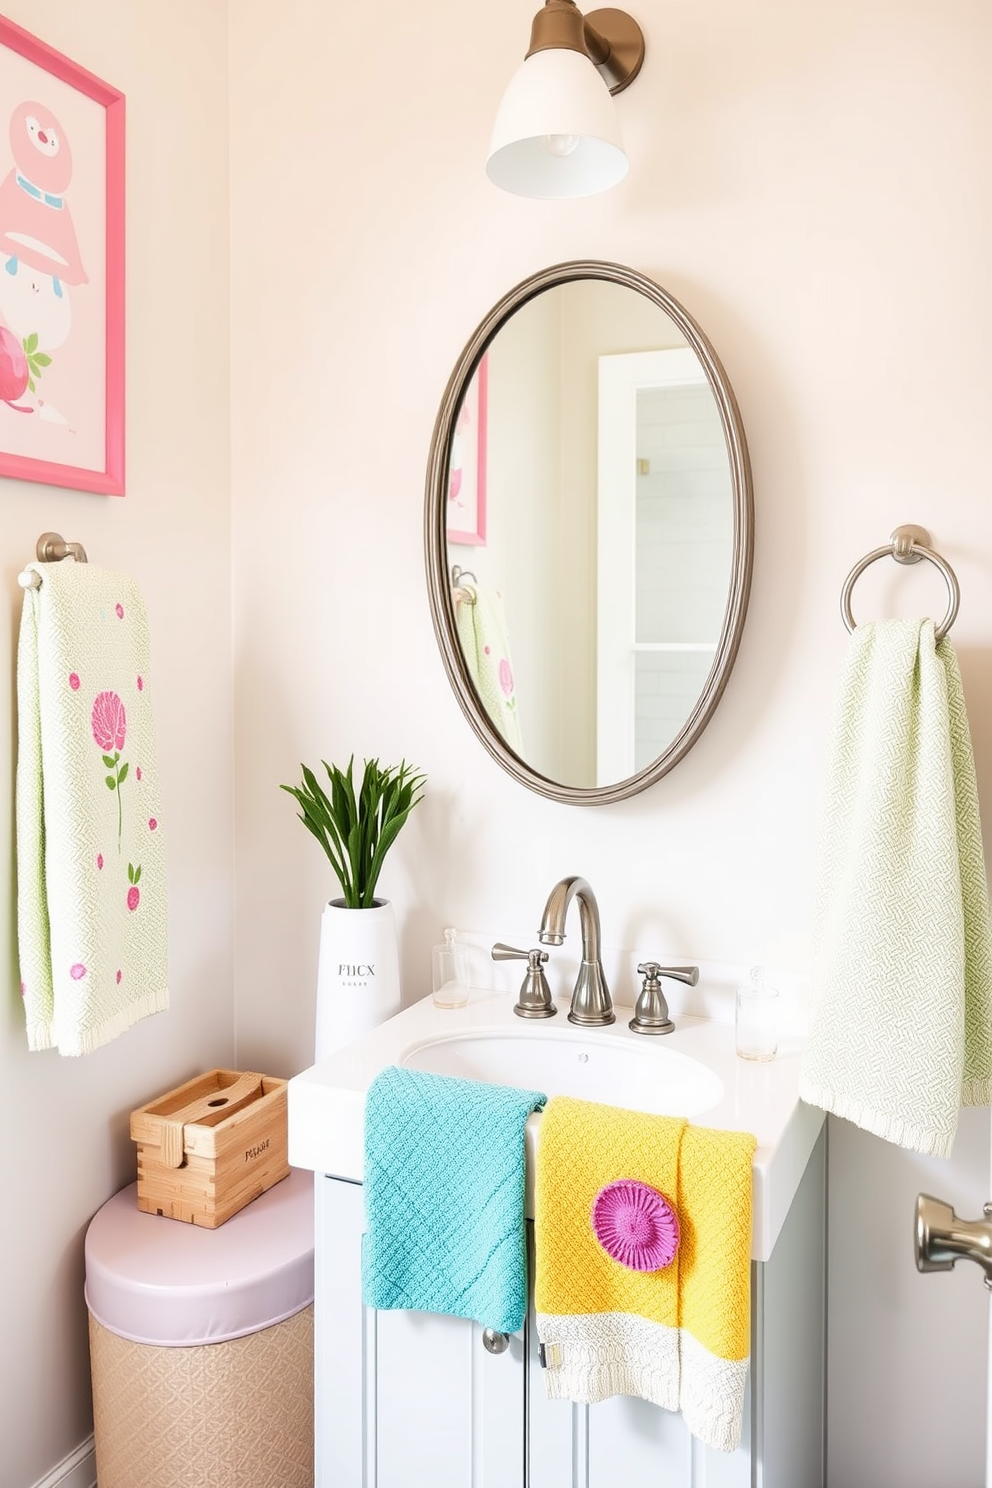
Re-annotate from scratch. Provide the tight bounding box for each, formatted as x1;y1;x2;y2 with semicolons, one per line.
538;876;615;1027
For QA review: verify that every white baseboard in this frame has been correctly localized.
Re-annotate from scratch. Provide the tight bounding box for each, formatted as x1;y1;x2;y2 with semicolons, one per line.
32;1437;96;1488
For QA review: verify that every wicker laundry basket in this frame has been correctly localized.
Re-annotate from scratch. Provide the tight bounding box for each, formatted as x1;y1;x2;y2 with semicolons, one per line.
85;1167;314;1488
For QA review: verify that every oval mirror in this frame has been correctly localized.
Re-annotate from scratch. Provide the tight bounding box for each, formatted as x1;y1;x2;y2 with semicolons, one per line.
424;261;753;805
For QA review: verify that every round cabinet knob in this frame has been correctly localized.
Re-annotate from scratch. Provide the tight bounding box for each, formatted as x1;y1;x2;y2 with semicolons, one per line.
482;1328;510;1355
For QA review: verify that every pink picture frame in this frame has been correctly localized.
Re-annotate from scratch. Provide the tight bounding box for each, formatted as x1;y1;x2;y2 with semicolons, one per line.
0;15;125;495
446;354;487;546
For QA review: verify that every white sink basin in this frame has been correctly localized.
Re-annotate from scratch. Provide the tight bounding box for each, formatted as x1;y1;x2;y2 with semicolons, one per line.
401;1027;723;1117
288;992;824;1260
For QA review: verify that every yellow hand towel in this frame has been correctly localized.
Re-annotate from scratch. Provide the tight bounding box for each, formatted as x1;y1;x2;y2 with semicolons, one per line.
536;1098;686;1411
16;561;169;1055
677;1123;757;1450
534;1095;756;1453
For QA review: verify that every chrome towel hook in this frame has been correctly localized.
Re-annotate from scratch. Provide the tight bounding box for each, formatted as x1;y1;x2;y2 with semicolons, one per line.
840;524;960;641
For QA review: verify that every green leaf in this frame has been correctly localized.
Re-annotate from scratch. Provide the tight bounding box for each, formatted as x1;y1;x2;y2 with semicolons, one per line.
105;776;116;790
133;865;141;883
27;377;35;393
128;863;135;884
117;762;129;785
103;755;116;769
23;332;38;354
33;352;51;367
280;778;350;898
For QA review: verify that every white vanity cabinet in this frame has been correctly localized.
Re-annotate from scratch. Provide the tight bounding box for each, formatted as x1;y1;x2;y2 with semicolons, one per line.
312;1129;825;1488
288;997;828;1488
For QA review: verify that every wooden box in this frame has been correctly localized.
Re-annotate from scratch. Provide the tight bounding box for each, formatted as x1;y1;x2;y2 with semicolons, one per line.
130;1069;290;1229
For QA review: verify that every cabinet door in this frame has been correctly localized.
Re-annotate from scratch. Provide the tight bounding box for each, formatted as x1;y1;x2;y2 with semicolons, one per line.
525;1227;750;1488
526;1313;749;1487
376;1309;524;1486
317;1175;525;1488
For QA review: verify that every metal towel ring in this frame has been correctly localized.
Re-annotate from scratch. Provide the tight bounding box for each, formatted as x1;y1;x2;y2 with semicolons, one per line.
840;524;960;641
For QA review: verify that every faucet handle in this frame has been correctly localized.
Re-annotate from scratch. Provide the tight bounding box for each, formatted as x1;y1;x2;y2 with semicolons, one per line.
492;942;541;963
637;962;699;987
492;943;557;1020
630;963;699;1035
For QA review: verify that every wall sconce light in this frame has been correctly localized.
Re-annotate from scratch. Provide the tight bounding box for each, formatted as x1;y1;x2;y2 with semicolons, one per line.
486;0;645;199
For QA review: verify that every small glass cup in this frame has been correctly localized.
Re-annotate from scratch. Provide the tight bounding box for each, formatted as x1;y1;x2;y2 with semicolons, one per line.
432;928;469;1009
735;969;778;1061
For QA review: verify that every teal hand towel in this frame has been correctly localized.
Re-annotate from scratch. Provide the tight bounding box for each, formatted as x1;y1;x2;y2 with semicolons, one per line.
800;619;992;1156
362;1065;546;1332
16;561;169;1056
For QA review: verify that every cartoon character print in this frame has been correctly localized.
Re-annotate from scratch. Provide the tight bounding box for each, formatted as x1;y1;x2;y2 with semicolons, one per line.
0;101;86;423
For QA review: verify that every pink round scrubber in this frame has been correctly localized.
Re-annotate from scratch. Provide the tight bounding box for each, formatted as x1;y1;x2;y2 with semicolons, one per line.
591;1179;680;1271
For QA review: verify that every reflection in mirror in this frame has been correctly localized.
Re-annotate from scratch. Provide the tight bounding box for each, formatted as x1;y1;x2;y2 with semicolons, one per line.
425;262;752;806
598;349;733;779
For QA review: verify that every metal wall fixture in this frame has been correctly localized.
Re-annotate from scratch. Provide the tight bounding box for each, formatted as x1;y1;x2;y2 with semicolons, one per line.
915;1193;992;1288
487;0;645;198
18;530;89;589
840;524;960;640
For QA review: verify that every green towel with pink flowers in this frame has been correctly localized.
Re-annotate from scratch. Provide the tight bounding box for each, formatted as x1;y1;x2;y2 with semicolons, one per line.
454;581;523;753
16;560;168;1055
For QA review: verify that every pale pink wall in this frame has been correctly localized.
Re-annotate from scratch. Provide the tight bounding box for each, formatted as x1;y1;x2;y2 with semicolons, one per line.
0;4;233;1486
230;3;992;1484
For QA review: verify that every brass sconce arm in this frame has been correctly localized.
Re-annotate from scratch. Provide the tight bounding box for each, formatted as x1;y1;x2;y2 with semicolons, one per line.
525;0;645;95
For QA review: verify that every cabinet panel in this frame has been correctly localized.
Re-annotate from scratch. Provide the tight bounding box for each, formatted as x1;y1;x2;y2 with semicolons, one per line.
318;1174;524;1488
757;1127;826;1488
377;1310;524;1487
316;1175;367;1487
525;1306;579;1486
588;1395;697;1482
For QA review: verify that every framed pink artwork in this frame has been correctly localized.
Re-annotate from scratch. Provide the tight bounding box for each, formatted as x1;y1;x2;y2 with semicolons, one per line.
446;353;487;546
0;16;125;495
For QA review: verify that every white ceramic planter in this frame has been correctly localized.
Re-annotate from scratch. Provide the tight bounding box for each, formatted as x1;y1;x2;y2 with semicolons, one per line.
314;898;401;1062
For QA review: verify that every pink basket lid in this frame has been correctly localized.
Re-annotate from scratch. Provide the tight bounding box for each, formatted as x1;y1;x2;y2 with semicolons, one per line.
84;1167;314;1347
591;1178;680;1271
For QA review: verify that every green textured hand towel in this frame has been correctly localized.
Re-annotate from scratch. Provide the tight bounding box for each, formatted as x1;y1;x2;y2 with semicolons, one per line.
800;619;992;1156
454;582;524;753
16;561;169;1056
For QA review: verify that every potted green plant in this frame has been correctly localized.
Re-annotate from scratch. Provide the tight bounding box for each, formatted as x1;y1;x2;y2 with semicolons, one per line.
282;757;426;1060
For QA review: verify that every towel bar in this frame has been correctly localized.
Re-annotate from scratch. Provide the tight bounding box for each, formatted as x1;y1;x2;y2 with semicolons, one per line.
840;524;960;640
17;531;89;589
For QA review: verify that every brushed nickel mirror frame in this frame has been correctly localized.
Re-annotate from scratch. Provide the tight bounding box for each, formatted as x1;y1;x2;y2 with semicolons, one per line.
424;260;754;806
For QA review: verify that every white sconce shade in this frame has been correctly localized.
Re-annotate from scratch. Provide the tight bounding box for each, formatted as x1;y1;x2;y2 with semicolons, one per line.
487;48;628;199
486;2;644;200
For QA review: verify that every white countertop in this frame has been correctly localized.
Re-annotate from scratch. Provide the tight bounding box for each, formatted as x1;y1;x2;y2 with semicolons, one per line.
288;991;823;1262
